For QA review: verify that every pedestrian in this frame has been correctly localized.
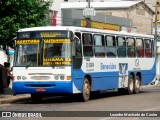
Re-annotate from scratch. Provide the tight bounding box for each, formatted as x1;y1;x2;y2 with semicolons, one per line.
4;62;11;87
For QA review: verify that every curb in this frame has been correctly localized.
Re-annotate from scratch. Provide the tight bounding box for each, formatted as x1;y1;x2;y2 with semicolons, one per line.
0;95;31;104
141;84;160;89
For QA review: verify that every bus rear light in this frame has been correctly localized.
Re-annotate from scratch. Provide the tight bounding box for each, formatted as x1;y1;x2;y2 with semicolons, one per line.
67;76;71;80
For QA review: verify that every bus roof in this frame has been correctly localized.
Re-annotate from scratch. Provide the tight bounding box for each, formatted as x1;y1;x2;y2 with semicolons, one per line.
18;26;154;39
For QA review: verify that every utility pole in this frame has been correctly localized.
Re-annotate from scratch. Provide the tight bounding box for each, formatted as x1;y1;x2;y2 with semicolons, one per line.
155;1;160;77
83;0;96;28
88;0;91;8
155;2;158;40
86;0;91;28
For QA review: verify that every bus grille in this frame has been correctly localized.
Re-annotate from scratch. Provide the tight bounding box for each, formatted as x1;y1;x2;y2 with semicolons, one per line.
30;76;51;80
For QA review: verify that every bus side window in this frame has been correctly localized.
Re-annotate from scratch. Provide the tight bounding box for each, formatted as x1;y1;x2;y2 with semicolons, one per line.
106;35;116;57
93;34;105;57
144;39;152;58
136;38;144;57
82;33;93;57
127;37;135;57
117;36;126;57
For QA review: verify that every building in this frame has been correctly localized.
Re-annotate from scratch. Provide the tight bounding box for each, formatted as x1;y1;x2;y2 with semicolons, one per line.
61;1;154;34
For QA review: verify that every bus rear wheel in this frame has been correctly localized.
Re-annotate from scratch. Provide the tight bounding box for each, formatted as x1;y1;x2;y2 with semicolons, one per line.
81;77;91;102
31;94;43;103
127;75;134;95
134;76;140;94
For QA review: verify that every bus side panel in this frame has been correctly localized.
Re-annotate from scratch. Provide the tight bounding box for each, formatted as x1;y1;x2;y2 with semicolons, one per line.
141;63;156;85
72;68;119;93
91;72;119;91
72;69;85;94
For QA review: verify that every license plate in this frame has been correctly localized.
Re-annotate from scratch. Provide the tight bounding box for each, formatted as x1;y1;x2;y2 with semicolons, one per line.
36;88;46;92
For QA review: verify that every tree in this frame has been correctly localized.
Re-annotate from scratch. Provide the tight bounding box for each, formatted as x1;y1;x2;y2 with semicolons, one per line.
0;0;52;46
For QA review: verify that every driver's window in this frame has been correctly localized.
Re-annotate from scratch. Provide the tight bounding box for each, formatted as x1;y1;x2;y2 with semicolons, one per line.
74;37;82;58
75;32;82;58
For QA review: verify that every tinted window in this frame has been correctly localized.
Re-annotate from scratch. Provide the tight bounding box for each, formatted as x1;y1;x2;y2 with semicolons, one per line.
106;36;116;57
117;37;126;57
82;33;93;57
94;35;105;57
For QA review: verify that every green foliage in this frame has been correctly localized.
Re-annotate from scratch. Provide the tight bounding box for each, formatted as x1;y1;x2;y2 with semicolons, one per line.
0;0;52;45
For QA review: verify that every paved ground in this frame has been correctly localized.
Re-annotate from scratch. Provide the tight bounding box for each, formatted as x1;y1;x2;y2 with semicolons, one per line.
0;82;30;104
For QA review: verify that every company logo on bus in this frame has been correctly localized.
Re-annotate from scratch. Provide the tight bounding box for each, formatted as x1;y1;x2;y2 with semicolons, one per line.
101;63;116;70
135;59;139;67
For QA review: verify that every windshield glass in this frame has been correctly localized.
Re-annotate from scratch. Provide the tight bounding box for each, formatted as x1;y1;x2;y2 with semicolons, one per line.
15;39;40;66
43;39;72;66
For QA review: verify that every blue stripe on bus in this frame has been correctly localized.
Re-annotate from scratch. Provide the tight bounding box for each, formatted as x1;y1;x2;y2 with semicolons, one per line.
12;81;72;94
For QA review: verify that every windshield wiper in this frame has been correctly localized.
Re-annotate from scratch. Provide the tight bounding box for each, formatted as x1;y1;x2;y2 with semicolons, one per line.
26;61;32;69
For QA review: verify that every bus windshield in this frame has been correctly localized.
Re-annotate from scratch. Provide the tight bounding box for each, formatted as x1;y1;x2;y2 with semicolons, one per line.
15;38;72;67
15;39;40;67
43;39;72;66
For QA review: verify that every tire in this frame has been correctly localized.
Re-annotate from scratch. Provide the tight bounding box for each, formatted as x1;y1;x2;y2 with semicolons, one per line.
81;77;91;102
127;75;134;95
31;94;43;103
134;76;140;94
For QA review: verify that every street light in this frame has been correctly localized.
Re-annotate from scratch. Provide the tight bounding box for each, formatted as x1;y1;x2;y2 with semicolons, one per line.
155;2;159;40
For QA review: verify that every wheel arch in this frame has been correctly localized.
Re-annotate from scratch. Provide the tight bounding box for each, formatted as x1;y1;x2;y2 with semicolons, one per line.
129;72;135;80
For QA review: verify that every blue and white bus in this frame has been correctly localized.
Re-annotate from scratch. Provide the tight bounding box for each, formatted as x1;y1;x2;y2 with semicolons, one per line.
12;26;156;102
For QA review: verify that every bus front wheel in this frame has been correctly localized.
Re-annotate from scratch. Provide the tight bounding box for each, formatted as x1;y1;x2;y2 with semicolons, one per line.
127;75;134;95
81;77;91;102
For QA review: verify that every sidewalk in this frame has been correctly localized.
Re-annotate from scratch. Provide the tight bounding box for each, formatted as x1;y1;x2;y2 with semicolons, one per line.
0;82;30;104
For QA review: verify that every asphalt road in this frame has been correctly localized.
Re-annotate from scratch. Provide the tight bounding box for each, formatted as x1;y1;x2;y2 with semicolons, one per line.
0;85;160;120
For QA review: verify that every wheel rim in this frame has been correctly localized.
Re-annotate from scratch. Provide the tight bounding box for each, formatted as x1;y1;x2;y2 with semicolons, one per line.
84;81;90;98
135;78;140;90
130;79;134;91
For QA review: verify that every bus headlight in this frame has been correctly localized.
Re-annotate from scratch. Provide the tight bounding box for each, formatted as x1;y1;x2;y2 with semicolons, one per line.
17;76;21;80
60;76;65;80
17;76;27;80
22;76;27;80
54;76;59;80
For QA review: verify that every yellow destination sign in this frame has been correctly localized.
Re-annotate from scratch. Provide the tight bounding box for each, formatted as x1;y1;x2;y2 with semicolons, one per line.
43;58;71;62
16;39;40;44
43;58;72;66
44;39;70;43
40;32;61;38
43;61;71;66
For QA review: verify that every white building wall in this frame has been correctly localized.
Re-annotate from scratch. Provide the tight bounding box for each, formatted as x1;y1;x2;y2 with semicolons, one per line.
0;50;7;65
